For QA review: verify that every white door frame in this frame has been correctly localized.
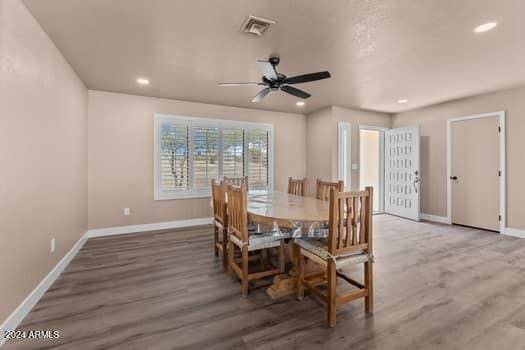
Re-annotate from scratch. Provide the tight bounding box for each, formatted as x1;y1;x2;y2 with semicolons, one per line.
359;125;387;213
338;122;352;188
446;110;506;233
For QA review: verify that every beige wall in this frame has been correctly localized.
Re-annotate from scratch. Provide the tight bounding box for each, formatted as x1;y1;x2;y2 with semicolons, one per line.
305;107;333;195
0;0;87;322
331;106;391;188
392;86;525;230
305;106;390;195
87;90;306;229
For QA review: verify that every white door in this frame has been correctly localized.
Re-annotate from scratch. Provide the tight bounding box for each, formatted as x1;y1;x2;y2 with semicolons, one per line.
451;117;499;231
385;126;421;221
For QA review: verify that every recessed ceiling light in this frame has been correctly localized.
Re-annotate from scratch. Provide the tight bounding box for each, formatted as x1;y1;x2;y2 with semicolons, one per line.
136;77;150;85
397;99;408;104
296;101;305;107
474;22;497;33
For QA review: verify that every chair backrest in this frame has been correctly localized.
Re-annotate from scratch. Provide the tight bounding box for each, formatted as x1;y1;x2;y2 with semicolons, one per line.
226;184;249;243
224;176;249;191
211;179;227;226
316;179;344;201
328;186;373;257
288;177;307;197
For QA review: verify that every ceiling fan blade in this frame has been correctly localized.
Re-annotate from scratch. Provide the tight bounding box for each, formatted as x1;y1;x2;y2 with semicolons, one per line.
251;88;271;103
284;71;331;85
218;82;262;86
281;85;311;99
256;60;277;81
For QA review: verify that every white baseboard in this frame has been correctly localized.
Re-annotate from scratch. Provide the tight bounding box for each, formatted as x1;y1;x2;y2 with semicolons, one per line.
0;217;213;346
0;233;88;347
420;213;451;224
85;217;213;238
503;227;525;238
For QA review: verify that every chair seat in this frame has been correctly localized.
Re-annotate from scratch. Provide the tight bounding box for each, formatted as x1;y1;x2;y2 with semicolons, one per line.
294;238;372;268
229;232;282;251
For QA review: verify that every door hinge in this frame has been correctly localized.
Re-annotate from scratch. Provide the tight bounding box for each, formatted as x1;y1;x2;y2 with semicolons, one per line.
499;215;501;222
499;170;502;177
498;126;501;132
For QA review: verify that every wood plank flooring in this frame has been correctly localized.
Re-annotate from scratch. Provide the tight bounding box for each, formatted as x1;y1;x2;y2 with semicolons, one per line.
5;215;525;349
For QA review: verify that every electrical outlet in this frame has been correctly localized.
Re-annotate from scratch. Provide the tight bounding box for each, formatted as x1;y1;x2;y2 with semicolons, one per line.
124;208;131;216
50;238;55;253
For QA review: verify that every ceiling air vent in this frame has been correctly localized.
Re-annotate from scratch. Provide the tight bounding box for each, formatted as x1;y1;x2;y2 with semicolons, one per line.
241;15;275;37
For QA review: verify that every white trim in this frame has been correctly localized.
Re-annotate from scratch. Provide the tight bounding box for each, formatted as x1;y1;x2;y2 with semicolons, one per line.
446;111;506;232
0;216;214;346
85;217;213;238
420;213;451;224
503;227;525;239
337;122;352;187
0;233;88;346
359;125;387;213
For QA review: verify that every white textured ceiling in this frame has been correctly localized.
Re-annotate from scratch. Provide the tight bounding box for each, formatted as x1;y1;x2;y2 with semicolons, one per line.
23;0;525;114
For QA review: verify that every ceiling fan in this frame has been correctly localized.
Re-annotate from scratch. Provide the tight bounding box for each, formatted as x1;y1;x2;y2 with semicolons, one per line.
218;56;331;103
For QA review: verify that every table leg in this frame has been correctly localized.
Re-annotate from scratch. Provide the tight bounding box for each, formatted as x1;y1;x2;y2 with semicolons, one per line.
266;240;325;299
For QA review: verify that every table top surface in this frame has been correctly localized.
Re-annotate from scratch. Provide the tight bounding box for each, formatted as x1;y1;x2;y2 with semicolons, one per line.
247;191;329;223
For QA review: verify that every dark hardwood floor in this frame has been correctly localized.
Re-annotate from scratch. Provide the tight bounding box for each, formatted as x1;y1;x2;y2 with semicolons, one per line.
5;215;525;349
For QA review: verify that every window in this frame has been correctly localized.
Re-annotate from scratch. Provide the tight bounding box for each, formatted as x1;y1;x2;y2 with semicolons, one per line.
154;114;273;199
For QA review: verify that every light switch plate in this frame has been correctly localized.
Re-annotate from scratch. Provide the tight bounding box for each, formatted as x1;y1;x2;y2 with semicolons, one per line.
50;238;55;253
124;208;131;216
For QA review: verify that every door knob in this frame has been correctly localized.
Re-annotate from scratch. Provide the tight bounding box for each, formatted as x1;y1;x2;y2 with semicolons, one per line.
450;176;458;180
413;171;420;193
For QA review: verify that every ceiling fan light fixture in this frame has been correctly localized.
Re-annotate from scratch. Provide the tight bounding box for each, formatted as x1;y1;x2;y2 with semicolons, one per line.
220;56;331;103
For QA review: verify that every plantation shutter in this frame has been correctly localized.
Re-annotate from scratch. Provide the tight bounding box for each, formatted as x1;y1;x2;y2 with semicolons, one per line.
191;126;219;189
247;129;269;189
155;115;272;199
159;122;189;191
222;128;244;179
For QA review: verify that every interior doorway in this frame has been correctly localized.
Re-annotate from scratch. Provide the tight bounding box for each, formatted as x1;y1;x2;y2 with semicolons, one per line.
359;126;385;213
447;111;506;232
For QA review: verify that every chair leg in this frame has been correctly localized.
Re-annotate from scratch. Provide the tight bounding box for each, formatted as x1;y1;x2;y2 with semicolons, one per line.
327;259;337;327
227;240;234;276
241;245;249;297
222;228;228;271
278;241;285;273
260;249;268;270
365;261;374;314
294;244;304;300
213;225;219;257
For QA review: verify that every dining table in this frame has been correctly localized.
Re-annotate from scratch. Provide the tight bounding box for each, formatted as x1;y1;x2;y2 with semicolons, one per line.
248;190;329;229
246;190;330;298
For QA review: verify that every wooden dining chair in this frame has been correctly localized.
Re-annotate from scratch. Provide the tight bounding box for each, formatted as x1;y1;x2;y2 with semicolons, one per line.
224;176;249;191
315;179;344;201
294;187;374;327
226;184;285;296
211;179;228;270
288;177;307;197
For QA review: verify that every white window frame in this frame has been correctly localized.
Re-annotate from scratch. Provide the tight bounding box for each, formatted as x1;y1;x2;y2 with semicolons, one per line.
154;113;274;200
